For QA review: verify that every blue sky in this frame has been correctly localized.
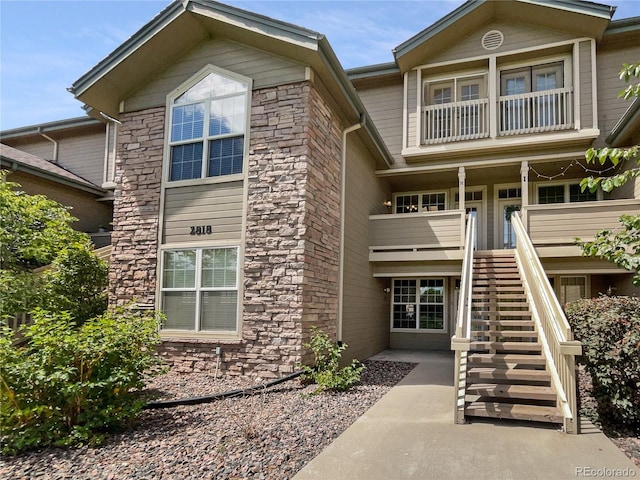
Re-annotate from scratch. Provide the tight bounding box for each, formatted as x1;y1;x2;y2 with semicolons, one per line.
1;0;638;131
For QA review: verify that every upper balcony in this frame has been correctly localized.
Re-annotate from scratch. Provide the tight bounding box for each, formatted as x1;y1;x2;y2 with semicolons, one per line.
402;49;599;161
423;87;573;144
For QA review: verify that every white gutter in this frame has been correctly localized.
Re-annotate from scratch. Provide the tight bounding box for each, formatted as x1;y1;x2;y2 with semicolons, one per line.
37;127;58;163
337;117;364;342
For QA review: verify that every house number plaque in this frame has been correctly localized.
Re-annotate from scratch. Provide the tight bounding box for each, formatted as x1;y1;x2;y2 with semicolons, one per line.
190;225;213;235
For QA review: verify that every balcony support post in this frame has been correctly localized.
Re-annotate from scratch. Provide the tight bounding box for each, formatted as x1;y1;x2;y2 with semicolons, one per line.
489;55;498;139
459;167;466;248
521;161;529;227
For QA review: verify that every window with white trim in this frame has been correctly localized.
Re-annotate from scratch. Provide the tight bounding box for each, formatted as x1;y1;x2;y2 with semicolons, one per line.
559;276;587;305
537;183;598;204
392;278;445;331
395;191;447;214
168;68;249;182
161;247;238;332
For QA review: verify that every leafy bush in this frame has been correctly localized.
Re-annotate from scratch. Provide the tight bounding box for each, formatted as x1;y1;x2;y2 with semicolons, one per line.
0;307;165;454
42;244;108;323
566;296;640;431
300;328;365;394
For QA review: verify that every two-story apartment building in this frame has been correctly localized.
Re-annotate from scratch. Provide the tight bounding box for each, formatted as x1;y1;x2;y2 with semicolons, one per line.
13;0;637;429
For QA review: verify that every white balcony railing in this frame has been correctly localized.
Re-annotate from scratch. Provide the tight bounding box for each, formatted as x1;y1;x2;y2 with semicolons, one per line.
499;87;573;136
422;98;489;144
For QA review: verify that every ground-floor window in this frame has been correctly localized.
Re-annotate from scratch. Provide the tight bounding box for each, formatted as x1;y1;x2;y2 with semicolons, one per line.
161;246;238;332
392;278;445;331
559;275;587;305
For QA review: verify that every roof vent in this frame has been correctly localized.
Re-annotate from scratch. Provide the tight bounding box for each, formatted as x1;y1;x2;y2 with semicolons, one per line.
482;30;504;50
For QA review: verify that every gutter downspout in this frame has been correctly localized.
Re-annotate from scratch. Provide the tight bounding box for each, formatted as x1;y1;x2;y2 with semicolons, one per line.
37;128;58;164
337;116;364;343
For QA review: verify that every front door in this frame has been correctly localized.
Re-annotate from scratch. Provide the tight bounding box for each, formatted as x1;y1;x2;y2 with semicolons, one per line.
495;186;522;249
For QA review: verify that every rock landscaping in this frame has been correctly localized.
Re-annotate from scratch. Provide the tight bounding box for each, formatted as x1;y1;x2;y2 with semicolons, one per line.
0;360;415;479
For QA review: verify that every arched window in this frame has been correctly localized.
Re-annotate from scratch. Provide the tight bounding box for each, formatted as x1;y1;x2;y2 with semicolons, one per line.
168;68;249;181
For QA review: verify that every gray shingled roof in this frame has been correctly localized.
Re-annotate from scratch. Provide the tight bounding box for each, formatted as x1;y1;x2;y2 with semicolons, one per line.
0;143;105;195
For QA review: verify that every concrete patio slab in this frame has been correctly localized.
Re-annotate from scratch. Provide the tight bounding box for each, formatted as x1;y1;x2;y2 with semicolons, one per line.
294;350;639;480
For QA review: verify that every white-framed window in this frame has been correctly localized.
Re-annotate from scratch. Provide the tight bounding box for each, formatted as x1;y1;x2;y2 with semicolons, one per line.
161;246;239;332
558;276;588;305
167;67;250;182
422;74;487;141
394;191;447;214
391;278;446;331
536;182;599;204
499;58;571;132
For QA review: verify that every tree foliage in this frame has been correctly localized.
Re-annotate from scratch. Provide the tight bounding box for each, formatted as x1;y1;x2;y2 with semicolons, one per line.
0;171;87;271
0;307;165;454
0;171;108;320
577;62;640;284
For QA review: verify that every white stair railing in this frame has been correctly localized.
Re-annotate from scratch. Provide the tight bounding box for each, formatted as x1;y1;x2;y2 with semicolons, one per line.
511;212;582;434
451;214;475;425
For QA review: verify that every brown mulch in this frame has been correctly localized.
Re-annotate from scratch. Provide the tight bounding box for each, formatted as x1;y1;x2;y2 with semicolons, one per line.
577;364;640;467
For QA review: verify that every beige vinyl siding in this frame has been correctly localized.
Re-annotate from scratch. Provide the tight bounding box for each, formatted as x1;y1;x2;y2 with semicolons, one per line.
369;211;464;250
162;181;244;244
428;21;575;65
357;84;404;164
126;38;306;112
7;171;112;234
406;70;418;151
5;130;106;187
525;199;640;246
56;131;106;186
341;134;390;362
579;40;593;129
594;44;640;147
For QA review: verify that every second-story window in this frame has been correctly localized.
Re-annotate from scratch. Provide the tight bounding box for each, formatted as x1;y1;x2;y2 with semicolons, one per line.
168;68;249;182
500;61;571;133
423;75;487;143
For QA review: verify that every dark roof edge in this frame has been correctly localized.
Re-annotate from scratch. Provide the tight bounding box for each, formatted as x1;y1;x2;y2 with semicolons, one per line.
393;0;485;61
69;1;185;97
604;16;640;36
69;0;324;99
606;97;640;145
317;39;395;167
0;116;103;139
0;158;106;196
346;62;401;81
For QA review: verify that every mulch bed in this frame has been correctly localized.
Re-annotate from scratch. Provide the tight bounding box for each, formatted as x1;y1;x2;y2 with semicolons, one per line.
0;360;416;479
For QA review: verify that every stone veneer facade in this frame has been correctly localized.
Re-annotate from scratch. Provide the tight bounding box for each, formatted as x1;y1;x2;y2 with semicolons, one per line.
112;82;343;377
109;107;164;307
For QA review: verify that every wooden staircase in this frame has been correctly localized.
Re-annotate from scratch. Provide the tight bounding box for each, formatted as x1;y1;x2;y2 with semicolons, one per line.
464;250;563;425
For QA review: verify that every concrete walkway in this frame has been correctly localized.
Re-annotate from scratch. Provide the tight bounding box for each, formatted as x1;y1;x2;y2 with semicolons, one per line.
294;351;639;480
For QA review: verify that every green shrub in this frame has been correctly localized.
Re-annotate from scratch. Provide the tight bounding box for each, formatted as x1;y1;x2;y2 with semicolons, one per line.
300;328;365;394
42;244;108;323
566;296;640;431
0;306;165;454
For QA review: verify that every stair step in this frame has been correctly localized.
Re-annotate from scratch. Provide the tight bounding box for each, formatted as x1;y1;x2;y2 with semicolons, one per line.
466;384;557;401
467;367;550;383
472;293;528;300
474;279;524;286
464;401;563;423
472;310;532;317
471;330;538;338
468;353;547;367
471;300;529;307
470;341;542;352
471;320;534;327
473;287;525;293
